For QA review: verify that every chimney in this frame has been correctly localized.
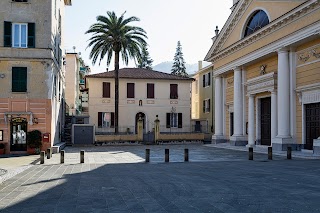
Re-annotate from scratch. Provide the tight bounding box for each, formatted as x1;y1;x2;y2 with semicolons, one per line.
198;61;203;71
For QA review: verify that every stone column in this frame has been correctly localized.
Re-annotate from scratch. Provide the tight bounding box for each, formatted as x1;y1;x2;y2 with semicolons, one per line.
233;67;243;136
154;115;160;143
137;116;143;141
247;94;255;147
230;67;247;146
277;49;290;137
273;48;294;150
271;91;278;139
212;75;225;143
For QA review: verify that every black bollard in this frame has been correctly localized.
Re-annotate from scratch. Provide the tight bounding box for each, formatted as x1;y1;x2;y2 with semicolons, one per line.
145;149;150;163
47;148;51;159
165;149;169;162
287;147;292;160
184;149;189;162
268;147;272;160
249;147;253;160
80;150;84;163
60;150;65;164
40;151;45;164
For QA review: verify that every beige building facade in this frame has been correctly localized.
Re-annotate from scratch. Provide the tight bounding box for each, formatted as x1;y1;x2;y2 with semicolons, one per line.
86;68;194;134
206;0;320;151
0;0;71;154
191;62;214;133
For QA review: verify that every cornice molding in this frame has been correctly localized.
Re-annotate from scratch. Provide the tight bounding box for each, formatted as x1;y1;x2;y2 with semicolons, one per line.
207;0;320;62
213;21;320;76
205;0;251;60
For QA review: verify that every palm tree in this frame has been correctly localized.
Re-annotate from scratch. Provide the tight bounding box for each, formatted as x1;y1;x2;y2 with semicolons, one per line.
86;11;147;133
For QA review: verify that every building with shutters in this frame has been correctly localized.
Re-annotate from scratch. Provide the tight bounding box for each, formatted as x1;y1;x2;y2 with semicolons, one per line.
64;52;91;116
191;61;214;133
206;0;320;151
0;0;72;154
85;68;194;134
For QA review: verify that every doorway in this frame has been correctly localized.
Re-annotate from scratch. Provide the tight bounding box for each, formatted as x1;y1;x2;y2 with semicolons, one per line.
305;103;320;150
260;97;271;146
135;112;145;134
10;117;28;151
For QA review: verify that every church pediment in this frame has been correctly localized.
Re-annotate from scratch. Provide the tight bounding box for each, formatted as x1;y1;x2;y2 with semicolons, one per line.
204;0;314;62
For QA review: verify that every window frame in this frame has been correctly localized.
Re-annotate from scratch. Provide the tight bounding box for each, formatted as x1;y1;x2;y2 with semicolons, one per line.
170;84;178;99
102;82;111;98
98;112;115;128
12;23;28;48
127;83;135;98
243;10;270;38
204;99;210;113
147;83;154;99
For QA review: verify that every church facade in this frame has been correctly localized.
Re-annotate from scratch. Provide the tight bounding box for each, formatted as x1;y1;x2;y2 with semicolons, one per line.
205;0;320;151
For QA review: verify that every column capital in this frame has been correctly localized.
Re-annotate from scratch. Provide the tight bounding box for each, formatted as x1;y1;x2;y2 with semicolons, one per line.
277;47;289;54
233;66;241;72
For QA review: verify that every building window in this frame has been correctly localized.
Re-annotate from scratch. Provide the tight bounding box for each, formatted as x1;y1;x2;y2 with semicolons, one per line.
13;23;27;48
166;113;182;128
12;0;28;2
170;84;178;99
102;82;110;98
147;83;154;99
4;22;35;48
12;67;27;92
203;72;211;87
203;99;210;113
98;112;114;128
244;10;269;37
127;83;135;98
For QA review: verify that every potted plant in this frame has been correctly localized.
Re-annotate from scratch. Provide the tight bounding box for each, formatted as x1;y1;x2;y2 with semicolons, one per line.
27;130;42;154
0;143;5;155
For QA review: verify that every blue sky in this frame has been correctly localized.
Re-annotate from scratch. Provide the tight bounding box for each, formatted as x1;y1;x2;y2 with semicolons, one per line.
64;0;232;73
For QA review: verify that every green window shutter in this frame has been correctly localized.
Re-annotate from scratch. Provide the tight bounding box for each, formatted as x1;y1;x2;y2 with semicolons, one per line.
12;67;27;92
166;113;170;128
27;23;35;48
98;112;102;127
111;112;115;128
4;21;12;47
178;113;182;128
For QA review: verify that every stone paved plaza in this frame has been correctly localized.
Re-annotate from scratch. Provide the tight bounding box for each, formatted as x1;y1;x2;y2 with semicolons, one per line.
1;145;320;212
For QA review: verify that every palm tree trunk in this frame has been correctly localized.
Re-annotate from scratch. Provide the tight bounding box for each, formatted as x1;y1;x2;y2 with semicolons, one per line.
114;51;120;134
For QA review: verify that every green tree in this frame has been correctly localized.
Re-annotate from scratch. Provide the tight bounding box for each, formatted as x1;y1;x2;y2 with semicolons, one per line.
86;11;147;133
137;45;153;69
171;41;188;77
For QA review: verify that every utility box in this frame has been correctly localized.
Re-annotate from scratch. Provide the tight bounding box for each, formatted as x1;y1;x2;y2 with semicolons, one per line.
72;124;95;145
43;133;50;143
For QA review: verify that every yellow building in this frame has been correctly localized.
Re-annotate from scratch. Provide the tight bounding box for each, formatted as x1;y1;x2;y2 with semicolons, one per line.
0;0;71;154
191;61;214;133
86;68;194;134
206;0;320;151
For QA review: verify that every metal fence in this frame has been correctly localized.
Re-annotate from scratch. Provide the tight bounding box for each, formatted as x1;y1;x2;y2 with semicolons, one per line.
95;126;135;135
159;125;209;134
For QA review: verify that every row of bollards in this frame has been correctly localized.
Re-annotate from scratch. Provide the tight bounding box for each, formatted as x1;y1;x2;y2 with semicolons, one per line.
145;148;189;163
248;146;292;160
40;150;85;164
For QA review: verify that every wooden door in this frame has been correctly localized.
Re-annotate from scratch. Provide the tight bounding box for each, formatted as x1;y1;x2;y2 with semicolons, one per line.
305;103;320;150
260;97;271;146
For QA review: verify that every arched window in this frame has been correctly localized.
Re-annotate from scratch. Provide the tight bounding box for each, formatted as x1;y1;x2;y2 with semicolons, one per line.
244;10;269;37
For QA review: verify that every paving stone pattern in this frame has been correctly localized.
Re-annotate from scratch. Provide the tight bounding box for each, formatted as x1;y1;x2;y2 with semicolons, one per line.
0;145;320;212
